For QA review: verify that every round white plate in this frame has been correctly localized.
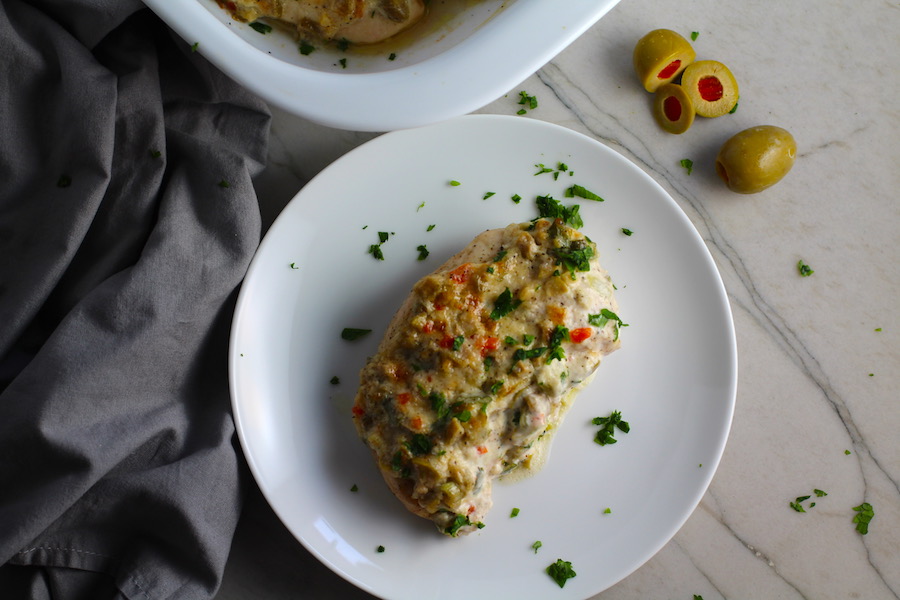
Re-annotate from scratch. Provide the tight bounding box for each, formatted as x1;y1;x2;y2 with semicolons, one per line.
229;115;737;599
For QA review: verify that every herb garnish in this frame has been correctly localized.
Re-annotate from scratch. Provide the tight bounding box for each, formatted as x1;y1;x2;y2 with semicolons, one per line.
350;484;358;492
250;21;273;34
149;149;162;159
564;184;604;202
510;507;520;517
852;502;874;534
511;193;522;204
427;224;436;231
588;308;626;341
691;31;700;41
376;545;385;553
341;328;372;341
592;410;630;446
546;559;576;588
451;335;465;351
490;288;522;320
534;163;554;176
191;42;199;52
552;240;594;278
680;158;694;175
622;228;634;236
417;244;429;261
483;191;496;200
405;433;432;456
532;541;543;553
798;260;814;277
513;347;547;362
445;514;484;536
218;179;230;188
388;52;397;61
299;41;316;55
330;376;340;385
449;180;461;186
517;91;538;114
536;195;583;229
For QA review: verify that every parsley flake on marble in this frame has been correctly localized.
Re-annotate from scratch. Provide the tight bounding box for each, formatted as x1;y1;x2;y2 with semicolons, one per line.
852;502;874;534
546;559;576;588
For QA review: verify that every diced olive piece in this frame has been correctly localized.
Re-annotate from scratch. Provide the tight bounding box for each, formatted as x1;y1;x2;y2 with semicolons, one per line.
715;126;797;194
633;29;696;93
653;83;695;134
681;60;739;117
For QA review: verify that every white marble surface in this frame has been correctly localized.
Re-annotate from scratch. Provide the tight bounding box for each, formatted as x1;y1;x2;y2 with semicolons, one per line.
215;0;900;598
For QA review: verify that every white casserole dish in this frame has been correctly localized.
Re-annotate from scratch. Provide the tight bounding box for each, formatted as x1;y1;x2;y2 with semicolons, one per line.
143;0;623;131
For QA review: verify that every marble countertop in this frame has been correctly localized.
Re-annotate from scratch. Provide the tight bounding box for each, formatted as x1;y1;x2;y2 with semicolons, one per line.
214;0;899;598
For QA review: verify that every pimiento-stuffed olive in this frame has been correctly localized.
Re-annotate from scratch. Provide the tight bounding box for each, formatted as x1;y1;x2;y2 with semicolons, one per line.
715;126;796;193
653;83;695;134
681;60;739;117
633;29;696;93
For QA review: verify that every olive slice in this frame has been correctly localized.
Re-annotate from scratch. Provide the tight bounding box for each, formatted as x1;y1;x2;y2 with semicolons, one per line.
633;29;696;93
681;60;739;118
652;83;695;134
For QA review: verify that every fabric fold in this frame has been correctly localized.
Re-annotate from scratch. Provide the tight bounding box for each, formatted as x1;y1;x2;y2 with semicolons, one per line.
0;1;271;598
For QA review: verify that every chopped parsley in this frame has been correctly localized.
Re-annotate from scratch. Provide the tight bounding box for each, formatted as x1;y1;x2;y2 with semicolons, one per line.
368;231;391;260
249;21;273;34
691;31;700;41
416;201;425;211
405;433;433;456
218;179;230;188
490;288;522;320
511;193;522;204
552;240;594;278
621;228;634;236
510;507;520;517
452;335;465;351
149;149;162;158
536;195;583;228
376;545;385;553
588;308;626;341
592;410;630;446
289;262;299;269
517;91;538;114
564;184;604;202
350;484;358;492
513;347;547;362
680;158;694;175
789;497;810;513
493;249;508;262
534;163;554;176
729;100;739;114
190;42;199;52
427;224;436;231
814;489;828;497
483;356;495;371
449;180;461;186
546;559;576;588
430;391;450;421
532;540;542;554
852;502;874;534
845;449;852;455
798;260;814;277
483;191;496;200
417;244;429;261
388;52;397;61
330;376;340;385
299;41;316;55
603;507;612;514
445;514;484;536
341;328;372;341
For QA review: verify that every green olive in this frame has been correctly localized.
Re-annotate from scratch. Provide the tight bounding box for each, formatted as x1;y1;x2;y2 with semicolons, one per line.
715;126;797;194
681;60;739;118
633;29;696;93
653;83;695;134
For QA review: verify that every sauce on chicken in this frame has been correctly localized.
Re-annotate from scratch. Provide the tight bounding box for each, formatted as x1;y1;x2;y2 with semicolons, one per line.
352;218;621;536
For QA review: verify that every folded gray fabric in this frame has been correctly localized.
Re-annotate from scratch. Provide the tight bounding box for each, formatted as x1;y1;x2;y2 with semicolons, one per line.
0;1;271;598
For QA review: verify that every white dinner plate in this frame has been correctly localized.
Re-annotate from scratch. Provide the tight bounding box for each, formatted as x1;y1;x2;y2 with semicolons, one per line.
229;115;737;599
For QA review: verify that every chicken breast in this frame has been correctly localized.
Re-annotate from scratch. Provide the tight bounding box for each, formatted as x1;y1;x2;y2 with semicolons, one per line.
218;0;426;44
352;218;622;536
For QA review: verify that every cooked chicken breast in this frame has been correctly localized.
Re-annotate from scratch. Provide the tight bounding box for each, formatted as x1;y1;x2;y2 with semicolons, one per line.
352;218;622;536
219;0;426;44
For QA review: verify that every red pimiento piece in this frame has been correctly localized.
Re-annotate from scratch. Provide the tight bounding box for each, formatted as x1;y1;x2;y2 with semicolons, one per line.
570;327;593;343
351;405;364;417
480;336;500;356
697;76;724;102
663;95;682;121
397;392;411;405
448;263;472;284
438;335;455;349
657;59;681;80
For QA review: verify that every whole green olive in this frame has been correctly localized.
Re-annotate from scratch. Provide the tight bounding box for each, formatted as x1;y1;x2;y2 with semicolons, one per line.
715;126;797;194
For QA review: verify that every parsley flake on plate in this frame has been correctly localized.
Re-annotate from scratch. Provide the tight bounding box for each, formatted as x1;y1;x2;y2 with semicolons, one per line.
852;502;874;534
798;260;814;277
592;410;630;446
341;328;372;341
680;158;694;175
546;559;576;588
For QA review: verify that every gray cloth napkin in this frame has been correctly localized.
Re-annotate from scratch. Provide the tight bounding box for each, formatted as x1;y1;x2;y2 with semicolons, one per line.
0;1;271;598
